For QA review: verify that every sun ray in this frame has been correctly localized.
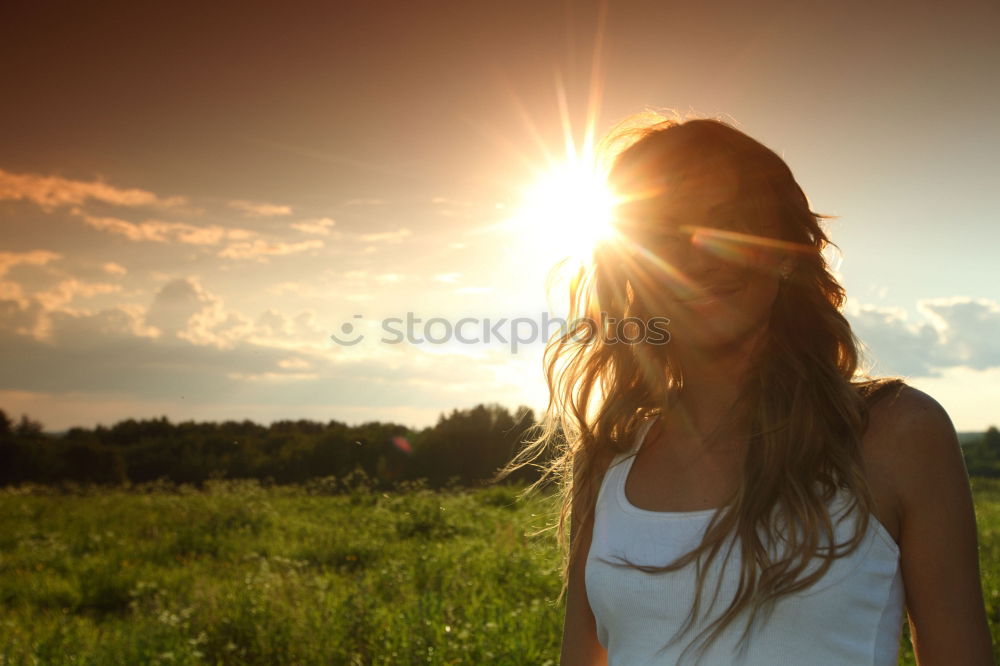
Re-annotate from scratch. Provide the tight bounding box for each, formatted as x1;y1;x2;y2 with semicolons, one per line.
582;0;610;160
553;67;578;164
493;0;635;272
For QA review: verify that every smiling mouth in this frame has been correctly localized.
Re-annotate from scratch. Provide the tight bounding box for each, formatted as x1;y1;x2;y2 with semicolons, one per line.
678;283;743;303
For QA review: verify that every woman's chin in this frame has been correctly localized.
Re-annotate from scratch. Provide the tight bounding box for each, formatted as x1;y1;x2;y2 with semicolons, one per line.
667;312;762;352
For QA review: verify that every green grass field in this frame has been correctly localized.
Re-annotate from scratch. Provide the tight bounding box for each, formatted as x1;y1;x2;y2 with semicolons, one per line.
1;477;997;665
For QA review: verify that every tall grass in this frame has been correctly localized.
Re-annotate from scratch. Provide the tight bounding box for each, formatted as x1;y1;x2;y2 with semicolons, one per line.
0;477;997;664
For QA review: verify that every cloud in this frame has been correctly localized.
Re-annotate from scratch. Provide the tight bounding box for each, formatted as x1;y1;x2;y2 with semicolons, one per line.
919;298;1000;371
0;250;62;277
0;252;129;315
430;195;475;218
277;357;312;370
847;303;945;376
77;212;318;260
357;228;412;243
343;198;384;206
433;273;461;284
35;279;122;312
253;309;327;346
102;262;127;276
142;278;260;349
82;214;254;245
290;217;336;235
0;298;46;337
146;278;217;338
0;282;508;414
847;297;1000;377
0;168;186;211
0;280;27;307
0;251;63;308
217;238;324;261
227;200;293;217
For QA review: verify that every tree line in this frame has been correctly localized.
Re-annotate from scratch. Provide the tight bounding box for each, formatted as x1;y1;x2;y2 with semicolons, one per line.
964;426;1000;477
0;403;559;490
2;406;997;490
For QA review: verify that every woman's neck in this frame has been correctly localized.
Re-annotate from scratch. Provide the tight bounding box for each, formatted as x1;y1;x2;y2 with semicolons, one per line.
666;325;766;442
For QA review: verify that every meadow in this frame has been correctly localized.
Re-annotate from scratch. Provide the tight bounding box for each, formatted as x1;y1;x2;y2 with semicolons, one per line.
1;476;997;665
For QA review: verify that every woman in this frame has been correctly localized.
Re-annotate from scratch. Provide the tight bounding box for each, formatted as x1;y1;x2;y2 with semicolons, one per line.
498;111;993;664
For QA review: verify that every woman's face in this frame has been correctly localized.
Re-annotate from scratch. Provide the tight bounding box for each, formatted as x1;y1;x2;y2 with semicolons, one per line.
622;161;790;352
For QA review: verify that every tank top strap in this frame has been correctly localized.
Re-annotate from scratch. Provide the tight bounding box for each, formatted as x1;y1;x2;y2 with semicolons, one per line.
606;416;659;474
629;414;659;456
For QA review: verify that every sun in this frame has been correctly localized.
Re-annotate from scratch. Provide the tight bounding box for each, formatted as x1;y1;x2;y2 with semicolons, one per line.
511;158;620;265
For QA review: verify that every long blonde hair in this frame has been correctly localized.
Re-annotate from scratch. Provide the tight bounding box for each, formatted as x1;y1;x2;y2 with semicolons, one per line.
493;109;905;662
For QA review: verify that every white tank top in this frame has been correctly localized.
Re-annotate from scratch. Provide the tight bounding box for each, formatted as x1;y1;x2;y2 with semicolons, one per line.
585;417;905;665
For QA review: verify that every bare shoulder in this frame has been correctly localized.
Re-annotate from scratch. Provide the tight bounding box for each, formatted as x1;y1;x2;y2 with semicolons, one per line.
860;384;972;541
866;383;951;429
864;384;959;459
864;385;994;663
863;384;965;496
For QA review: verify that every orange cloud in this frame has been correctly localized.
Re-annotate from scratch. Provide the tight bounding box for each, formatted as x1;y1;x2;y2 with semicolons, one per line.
0;168;186;211
290;217;336;235
227;200;293;217
82;215;254;245
35;279;123;312
217;238;324;261
358;228;412;243
0;250;62;277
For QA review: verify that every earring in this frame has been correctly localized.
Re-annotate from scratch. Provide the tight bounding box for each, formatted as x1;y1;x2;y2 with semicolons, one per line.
779;264;793;280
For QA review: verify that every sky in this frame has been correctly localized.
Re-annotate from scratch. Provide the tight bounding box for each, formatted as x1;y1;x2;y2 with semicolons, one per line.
1;0;998;432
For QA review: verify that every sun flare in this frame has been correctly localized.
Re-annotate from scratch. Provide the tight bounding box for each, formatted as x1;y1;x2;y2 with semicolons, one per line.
511;159;619;265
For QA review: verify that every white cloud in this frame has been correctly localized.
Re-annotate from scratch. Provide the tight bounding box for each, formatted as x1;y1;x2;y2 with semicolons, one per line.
919;298;1000;371
847;297;1000;377
141;278;262;350
0;288;504;402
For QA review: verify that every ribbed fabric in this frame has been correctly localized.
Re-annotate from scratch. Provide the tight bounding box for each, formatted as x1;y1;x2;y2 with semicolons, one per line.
585;417;905;665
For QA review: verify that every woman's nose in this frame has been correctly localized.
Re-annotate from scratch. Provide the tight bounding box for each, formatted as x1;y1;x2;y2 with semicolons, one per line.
678;228;727;275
